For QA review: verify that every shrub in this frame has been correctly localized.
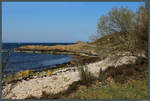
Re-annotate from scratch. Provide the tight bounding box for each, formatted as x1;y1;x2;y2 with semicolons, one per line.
78;65;96;86
47;70;52;76
24;70;31;77
98;68;107;82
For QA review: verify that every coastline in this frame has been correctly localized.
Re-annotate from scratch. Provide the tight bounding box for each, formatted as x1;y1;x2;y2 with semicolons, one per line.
2;42;99;83
2;54;99;85
2;54;148;99
2;42;148;99
14;42;98;57
2;2;148;99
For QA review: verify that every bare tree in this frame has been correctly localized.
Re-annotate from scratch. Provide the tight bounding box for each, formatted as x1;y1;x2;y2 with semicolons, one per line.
92;5;148;58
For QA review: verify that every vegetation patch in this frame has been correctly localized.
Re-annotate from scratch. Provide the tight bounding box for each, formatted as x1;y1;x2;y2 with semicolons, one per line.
25;57;148;100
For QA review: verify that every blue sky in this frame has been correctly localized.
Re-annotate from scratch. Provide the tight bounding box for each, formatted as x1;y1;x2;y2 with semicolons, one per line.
2;2;145;43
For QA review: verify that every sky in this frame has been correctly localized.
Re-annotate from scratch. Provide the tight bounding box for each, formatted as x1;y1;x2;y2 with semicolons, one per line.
2;2;145;43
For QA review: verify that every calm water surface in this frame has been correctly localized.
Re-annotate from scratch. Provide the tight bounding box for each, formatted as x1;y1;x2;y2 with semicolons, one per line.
2;43;74;73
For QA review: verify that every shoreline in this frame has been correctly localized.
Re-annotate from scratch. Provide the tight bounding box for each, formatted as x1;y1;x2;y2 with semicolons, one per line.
14;42;98;57
2;41;98;85
2;55;147;99
2;55;100;85
2;42;98;77
2;42;148;99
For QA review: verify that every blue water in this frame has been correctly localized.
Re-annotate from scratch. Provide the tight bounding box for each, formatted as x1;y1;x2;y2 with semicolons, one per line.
2;43;74;73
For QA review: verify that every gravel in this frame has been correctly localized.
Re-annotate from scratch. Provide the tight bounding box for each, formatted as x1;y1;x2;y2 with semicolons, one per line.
2;55;138;99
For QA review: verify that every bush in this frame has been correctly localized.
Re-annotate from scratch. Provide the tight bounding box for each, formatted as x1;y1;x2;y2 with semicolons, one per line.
98;68;107;82
24;70;31;77
78;65;96;86
47;70;52;76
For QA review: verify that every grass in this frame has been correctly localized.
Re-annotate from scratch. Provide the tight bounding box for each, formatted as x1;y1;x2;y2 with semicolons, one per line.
63;58;148;100
66;79;148;100
25;57;148;100
3;34;148;100
87;31;147;60
26;76;148;100
63;59;148;100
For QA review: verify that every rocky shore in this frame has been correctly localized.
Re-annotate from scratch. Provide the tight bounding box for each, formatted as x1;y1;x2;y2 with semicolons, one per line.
2;55;139;99
2;41;147;99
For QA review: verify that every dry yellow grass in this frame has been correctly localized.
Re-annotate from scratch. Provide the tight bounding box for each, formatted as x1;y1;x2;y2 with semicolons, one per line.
17;42;86;52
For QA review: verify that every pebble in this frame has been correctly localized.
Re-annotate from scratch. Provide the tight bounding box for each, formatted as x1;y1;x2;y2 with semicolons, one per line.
2;56;138;99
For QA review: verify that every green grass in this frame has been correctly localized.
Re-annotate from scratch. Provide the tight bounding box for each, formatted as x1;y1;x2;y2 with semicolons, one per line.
65;79;148;100
25;59;148;100
63;60;148;100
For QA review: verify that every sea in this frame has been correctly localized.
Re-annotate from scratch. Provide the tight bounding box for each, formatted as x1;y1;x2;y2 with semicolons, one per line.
2;43;74;74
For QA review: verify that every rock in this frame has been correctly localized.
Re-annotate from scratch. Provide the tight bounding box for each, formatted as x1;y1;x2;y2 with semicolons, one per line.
2;69;80;99
2;55;138;99
2;84;12;98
